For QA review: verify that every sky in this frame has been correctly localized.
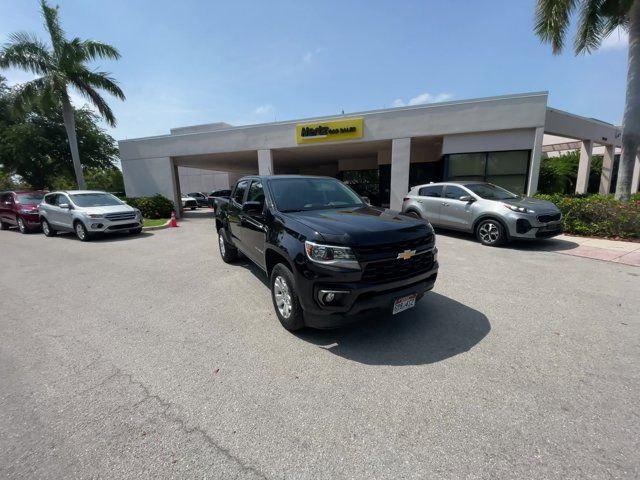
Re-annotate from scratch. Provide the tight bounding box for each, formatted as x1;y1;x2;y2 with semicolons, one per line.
0;0;630;142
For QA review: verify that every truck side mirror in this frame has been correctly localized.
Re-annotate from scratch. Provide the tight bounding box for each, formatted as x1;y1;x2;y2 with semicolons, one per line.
242;201;263;214
361;196;371;205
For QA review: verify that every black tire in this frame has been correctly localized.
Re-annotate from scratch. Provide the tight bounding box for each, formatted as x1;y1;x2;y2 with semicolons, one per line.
74;221;92;242
475;219;506;247
41;219;56;237
190;206;196;210
0;218;8;230
130;227;143;235
270;263;305;331
17;216;29;234
218;229;238;263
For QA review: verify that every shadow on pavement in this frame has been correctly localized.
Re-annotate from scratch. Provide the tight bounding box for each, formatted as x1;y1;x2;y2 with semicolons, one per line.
434;228;579;252
51;230;154;243
297;291;490;366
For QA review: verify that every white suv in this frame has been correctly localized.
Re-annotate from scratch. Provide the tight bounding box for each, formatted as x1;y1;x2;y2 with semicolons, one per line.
39;191;143;241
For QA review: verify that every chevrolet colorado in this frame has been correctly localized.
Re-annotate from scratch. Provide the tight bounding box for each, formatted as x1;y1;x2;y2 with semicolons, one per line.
215;175;438;331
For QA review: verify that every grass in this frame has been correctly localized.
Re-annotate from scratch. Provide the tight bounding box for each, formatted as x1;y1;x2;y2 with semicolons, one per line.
143;218;169;228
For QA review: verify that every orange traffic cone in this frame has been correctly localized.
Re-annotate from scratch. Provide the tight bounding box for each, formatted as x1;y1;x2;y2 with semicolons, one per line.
170;211;178;227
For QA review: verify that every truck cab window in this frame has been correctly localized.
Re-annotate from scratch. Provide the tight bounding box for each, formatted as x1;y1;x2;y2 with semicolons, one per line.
233;181;249;204
247;181;265;205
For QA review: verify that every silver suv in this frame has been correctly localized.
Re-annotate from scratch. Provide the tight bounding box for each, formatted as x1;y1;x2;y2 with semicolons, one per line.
402;182;562;246
40;190;143;241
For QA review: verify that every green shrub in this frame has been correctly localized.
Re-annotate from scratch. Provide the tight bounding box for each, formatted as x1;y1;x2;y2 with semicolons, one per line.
535;193;640;239
124;194;174;219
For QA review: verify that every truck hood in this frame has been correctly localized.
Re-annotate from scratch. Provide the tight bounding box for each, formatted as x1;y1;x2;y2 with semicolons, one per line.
500;196;559;212
282;206;432;246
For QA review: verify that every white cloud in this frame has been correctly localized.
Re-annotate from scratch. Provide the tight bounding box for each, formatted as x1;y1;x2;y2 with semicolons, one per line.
254;103;273;115
600;28;628;50
2;69;36;86
302;47;323;64
392;92;453;107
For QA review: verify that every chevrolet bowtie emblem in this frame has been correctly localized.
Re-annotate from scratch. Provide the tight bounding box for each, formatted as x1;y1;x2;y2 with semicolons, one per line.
397;249;416;260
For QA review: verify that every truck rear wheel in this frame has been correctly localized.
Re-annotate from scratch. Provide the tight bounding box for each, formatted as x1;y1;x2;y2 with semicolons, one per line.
270;264;305;331
218;229;238;263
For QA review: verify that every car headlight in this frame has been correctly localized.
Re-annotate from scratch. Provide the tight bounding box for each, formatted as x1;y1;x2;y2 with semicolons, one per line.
304;241;360;270
503;203;534;214
20;209;37;214
85;213;103;219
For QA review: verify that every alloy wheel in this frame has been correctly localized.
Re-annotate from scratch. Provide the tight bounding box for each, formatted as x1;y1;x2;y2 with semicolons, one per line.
218;233;226;256
273;275;292;319
17;217;26;233
76;223;86;240
42;221;50;235
479;221;500;244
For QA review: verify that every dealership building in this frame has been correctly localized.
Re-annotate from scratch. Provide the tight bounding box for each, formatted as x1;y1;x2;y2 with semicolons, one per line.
119;91;637;215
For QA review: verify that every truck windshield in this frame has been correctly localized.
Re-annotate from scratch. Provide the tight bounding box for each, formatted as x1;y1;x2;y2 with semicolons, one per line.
69;193;123;207
465;183;520;200
270;178;365;212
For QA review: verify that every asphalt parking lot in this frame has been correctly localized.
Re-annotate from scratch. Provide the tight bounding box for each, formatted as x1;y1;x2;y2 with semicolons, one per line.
1;212;638;479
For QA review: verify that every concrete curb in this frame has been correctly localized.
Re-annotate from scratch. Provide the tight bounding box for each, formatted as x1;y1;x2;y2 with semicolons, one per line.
142;219;171;231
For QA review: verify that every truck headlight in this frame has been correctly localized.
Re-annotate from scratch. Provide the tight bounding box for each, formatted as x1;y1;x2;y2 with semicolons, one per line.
304;241;360;270
503;203;534;214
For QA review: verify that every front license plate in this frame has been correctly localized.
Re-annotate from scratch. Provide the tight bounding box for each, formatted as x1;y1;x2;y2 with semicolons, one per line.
393;294;417;315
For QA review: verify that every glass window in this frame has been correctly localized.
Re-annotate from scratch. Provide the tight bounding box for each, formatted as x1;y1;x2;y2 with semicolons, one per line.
69;193;122;207
418;185;443;197
444;185;468;200
17;193;44;204
232;181;249;204
448;153;486;177
465;183;519;200
56;194;71;206
269;178;364;212
44;194;58;205
247;180;265;204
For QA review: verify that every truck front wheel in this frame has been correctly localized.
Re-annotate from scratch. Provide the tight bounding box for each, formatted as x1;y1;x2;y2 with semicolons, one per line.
218;229;238;263
270;263;305;331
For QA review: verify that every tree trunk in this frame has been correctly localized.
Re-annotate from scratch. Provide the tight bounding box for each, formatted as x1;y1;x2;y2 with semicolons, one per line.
61;97;86;190
616;0;640;200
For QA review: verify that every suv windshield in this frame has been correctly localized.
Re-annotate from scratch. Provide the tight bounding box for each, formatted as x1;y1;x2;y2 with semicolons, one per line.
269;178;365;212
17;193;44;204
69;193;123;207
465;183;520;200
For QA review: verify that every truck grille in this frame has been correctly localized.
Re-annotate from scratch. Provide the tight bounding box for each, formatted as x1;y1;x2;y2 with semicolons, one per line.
105;212;136;221
537;212;561;223
352;234;433;261
361;250;435;284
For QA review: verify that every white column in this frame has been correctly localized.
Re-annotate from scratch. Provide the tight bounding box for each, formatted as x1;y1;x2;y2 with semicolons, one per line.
526;127;545;196
575;140;593;194
632;150;640;194
390;138;411;211
257;149;274;175
599;145;616;195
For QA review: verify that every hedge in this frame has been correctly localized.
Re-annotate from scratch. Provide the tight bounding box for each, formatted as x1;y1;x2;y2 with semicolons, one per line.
534;193;640;239
124;194;174;219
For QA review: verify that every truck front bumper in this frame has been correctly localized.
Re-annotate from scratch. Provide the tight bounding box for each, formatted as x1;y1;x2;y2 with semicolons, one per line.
299;263;439;329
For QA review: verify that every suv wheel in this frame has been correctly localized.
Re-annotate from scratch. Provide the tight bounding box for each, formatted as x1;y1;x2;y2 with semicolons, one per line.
476;219;505;246
41;219;56;237
17;216;28;234
218;229;238;263
129;227;143;235
74;221;92;242
405;210;421;219
270;263;305;331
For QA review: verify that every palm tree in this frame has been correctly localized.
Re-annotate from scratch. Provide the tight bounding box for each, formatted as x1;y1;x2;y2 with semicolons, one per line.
0;0;124;189
535;0;640;201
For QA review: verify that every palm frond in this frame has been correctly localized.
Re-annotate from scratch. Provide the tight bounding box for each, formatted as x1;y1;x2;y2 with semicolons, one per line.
40;0;65;56
81;40;121;61
0;31;52;75
13;76;51;114
575;0;607;53
534;0;578;54
74;68;125;100
70;78;117;126
600;0;634;32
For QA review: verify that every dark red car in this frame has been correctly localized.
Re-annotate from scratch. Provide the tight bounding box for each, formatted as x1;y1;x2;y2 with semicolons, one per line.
0;190;47;233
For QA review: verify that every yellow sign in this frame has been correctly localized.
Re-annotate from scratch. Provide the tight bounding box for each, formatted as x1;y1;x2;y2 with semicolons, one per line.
296;117;363;144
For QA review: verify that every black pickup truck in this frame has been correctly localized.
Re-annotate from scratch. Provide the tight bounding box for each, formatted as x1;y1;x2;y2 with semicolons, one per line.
215;175;438;331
